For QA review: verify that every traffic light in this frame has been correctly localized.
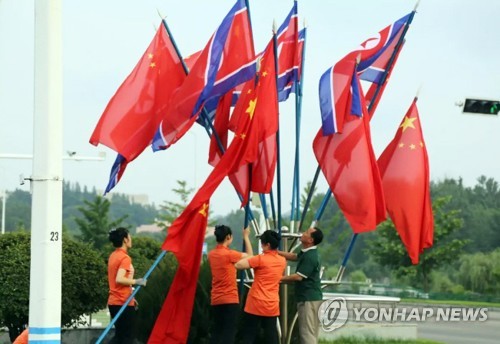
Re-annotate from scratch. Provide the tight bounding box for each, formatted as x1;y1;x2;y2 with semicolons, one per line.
463;98;500;115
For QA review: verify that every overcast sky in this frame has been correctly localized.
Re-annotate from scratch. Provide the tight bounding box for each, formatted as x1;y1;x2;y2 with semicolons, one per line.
1;0;499;217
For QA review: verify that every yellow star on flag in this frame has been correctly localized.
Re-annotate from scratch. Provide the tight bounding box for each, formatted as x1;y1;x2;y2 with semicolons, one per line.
148;53;154;59
420;141;424;147
239;133;246;140
398;143;405;148
262;71;268;77
400;116;417;132
246;98;257;119
150;62;156;68
199;203;208;217
410;143;416;150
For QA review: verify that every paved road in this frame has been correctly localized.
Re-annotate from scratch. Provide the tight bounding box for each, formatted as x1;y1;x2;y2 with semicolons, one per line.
418;309;500;344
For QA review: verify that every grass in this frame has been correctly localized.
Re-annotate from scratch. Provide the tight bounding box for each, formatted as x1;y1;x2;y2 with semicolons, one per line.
320;338;444;344
401;298;500;308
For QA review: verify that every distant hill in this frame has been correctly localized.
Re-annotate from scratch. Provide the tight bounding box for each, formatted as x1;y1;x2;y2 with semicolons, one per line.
2;181;160;236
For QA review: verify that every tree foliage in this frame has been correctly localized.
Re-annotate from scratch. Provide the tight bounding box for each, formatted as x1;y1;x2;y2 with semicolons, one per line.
0;232;107;341
74;195;128;250
156;180;194;231
457;249;500;295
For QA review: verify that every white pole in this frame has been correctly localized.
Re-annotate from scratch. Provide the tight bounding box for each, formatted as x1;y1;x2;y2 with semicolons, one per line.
29;0;63;342
1;189;5;234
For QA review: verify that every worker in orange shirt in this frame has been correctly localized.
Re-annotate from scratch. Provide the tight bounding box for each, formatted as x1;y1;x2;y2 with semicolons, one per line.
208;225;253;344
107;227;146;344
235;230;286;344
13;328;28;344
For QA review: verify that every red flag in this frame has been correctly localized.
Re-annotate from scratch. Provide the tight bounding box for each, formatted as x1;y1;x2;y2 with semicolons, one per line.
152;0;256;151
227;42;279;204
364;39;405;118
148;39;278;344
208;91;233;166
313;72;385;233
377;99;434;264
89;25;185;162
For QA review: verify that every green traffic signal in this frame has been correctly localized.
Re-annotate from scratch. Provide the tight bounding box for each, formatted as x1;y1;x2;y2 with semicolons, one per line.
463;98;500;115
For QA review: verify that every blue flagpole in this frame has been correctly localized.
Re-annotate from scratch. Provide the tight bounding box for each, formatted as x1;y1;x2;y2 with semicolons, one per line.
294;26;307;227
272;26;282;243
96;250;168;344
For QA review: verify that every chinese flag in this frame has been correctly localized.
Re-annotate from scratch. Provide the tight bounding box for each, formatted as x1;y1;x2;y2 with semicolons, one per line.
313;73;385;233
148;200;210;344
377;99;434;264
148;39;277;344
89;24;185;162
227;41;279;205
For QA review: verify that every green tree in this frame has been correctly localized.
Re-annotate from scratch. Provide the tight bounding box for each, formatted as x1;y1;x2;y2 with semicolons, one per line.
367;197;467;292
156;180;194;231
2;189;31;232
74;195;127;250
457;249;500;295
0;232;107;341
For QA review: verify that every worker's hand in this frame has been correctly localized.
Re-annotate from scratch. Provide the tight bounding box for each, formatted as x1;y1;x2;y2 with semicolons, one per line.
134;278;147;286
243;227;251;238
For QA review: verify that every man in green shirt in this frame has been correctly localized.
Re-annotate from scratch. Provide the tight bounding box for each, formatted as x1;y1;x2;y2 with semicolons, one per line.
279;227;324;343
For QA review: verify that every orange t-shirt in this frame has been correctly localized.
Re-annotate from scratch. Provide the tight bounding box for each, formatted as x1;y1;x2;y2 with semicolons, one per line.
13;329;28;344
108;248;135;306
244;250;286;316
208;245;243;305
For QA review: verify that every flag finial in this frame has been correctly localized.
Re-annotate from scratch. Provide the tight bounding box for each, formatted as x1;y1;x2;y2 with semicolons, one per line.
414;0;421;11
156;8;165;19
303;18;307;28
415;84;423;101
272;19;277;34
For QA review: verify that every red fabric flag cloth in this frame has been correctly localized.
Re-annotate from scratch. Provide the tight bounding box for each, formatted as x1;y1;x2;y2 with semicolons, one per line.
152;0;256;151
89;24;185;162
377;99;434;264
148;39;278;344
208;91;233;166
226;42;279;204
313;72;385;233
148;200;210;344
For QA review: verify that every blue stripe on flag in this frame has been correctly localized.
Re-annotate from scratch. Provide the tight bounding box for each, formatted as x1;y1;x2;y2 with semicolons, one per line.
359;67;384;84
319;67;336;135
152;125;166;151
193;0;247;117
350;70;362;117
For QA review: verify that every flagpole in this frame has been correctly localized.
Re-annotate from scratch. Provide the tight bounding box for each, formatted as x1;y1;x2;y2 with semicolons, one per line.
292;25;307;232
271;22;283;239
306;10;418;280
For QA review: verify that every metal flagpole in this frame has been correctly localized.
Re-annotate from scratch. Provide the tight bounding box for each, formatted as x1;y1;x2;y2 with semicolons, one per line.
28;0;63;342
290;25;307;233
